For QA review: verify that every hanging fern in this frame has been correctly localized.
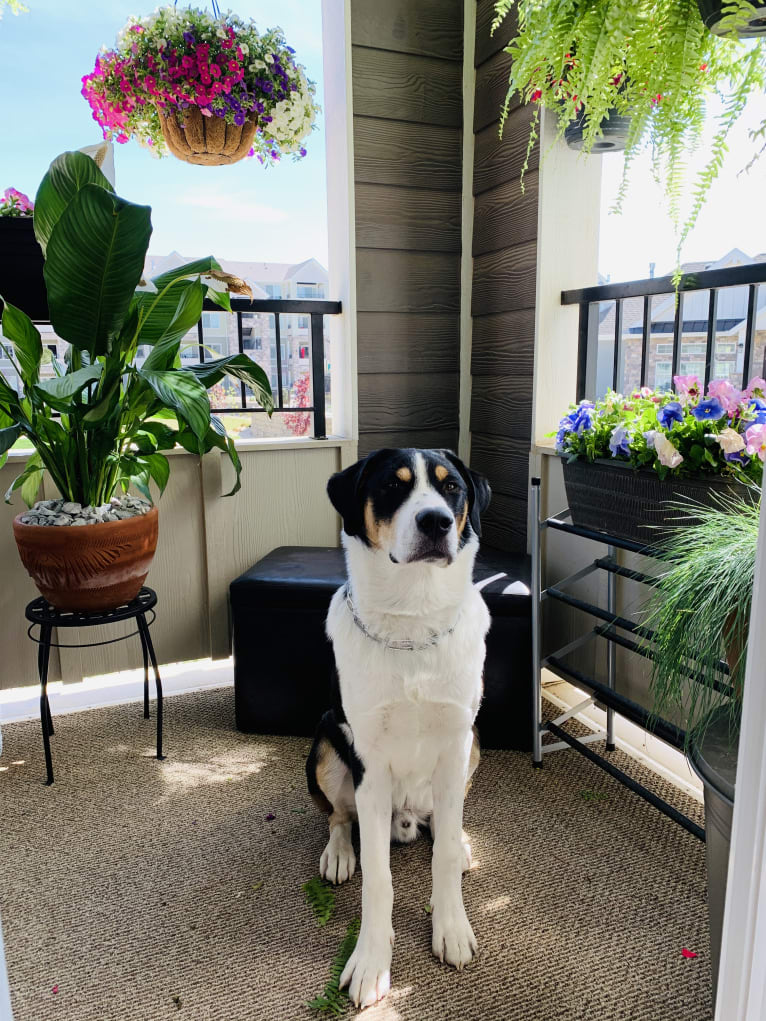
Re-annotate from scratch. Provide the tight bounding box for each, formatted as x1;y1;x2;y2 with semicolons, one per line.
307;919;361;1016
492;0;766;272
303;876;336;927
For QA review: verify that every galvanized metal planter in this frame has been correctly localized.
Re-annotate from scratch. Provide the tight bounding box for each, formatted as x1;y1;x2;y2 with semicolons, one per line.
561;458;751;546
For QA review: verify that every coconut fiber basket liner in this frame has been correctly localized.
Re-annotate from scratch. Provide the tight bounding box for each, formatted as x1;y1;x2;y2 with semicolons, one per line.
157;106;257;166
561;458;754;547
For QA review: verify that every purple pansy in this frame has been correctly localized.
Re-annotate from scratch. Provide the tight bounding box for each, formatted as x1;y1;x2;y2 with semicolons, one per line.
657;401;683;429
609;424;631;458
691;397;725;422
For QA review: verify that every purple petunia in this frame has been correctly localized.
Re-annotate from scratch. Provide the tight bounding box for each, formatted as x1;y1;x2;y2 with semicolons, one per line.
691;397;725;422
657;401;683;429
609;424;631;458
183;31;195;47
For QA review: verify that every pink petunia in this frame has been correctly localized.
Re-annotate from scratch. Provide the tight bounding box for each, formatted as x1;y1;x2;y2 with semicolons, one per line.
745;376;766;399
745;423;766;461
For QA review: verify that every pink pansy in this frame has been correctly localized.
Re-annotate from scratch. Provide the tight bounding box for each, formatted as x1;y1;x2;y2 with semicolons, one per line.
674;374;701;399
745;423;766;461
707;379;743;415
745;376;766;399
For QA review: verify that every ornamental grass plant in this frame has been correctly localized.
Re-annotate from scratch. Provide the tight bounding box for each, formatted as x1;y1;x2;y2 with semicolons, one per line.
646;485;760;745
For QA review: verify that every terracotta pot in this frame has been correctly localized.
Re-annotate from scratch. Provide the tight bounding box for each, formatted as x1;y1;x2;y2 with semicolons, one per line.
157;106;258;166
12;507;159;612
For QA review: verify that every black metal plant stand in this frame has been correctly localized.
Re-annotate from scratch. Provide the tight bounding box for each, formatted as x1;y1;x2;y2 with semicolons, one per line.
25;587;164;785
530;478;706;842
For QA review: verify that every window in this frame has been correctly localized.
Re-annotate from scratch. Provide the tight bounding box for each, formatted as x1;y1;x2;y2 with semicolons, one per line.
201;312;220;329
715;360;736;378
299;345;309;359
655;343;673;355
298;316;309;329
716;342;737;354
654;361;672;389
682;343;706;356
264;284;282;299
680;360;705;378
296;283;325;299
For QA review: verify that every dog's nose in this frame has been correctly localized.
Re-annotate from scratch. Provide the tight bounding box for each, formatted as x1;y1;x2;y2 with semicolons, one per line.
416;508;453;539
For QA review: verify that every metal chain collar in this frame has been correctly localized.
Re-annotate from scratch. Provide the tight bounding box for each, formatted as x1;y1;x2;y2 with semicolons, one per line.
343;585;457;652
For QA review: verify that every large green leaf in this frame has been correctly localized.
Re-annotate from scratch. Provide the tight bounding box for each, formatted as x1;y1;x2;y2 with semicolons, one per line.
140;368;211;440
151;256;222;290
5;452;43;506
0;300;42;387
34;364;102;409
0;423;21;456
44;185;152;357
209;414;242;497
139;279;205;368
188;353;273;413
143;452;170;494
34;151;114;256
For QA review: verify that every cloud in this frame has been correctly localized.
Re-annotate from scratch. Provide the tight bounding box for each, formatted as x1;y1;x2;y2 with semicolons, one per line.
178;188;289;224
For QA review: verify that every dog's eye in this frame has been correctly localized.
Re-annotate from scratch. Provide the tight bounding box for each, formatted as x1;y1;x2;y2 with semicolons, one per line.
443;480;460;493
386;478;402;489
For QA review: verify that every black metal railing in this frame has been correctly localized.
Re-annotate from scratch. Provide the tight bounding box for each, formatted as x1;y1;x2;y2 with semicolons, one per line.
197;297;342;439
562;263;766;401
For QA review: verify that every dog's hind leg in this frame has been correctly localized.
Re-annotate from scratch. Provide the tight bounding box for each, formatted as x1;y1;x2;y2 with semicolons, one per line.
307;718;358;884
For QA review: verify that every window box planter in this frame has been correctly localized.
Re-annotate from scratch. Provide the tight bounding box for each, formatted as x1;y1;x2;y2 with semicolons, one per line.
561;458;751;545
0;217;47;321
697;0;766;37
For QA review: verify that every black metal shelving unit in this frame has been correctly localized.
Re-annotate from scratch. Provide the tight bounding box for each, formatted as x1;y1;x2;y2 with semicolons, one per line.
530;477;706;842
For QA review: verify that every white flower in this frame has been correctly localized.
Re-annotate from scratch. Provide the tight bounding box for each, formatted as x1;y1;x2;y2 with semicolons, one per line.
715;427;745;454
653;432;684;469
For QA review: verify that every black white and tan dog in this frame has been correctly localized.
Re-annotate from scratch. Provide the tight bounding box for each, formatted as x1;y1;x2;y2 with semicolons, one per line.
306;447;491;1008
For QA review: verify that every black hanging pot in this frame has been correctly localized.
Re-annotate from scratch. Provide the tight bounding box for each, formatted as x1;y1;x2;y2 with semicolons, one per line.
564;106;632;153
697;0;766;36
0;217;48;321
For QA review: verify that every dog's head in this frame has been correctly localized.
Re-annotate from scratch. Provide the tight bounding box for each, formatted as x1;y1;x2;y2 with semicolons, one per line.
327;448;491;566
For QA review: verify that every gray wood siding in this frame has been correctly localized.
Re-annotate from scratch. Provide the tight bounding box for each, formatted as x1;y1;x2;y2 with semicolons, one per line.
470;0;537;552
351;0;463;455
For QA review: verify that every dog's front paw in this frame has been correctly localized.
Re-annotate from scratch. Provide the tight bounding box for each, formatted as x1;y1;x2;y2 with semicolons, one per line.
340;935;393;1008
431;905;477;970
320;838;357;885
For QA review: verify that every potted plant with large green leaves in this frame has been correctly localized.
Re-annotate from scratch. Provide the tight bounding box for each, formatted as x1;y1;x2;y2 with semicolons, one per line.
0;150;272;611
492;0;766;264
647;485;760;996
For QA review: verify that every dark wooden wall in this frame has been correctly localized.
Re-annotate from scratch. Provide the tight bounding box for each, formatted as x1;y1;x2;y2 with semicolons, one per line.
350;0;464;456
469;0;537;552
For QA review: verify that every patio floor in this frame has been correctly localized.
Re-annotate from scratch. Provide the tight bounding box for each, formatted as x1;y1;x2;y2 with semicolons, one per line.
0;687;711;1021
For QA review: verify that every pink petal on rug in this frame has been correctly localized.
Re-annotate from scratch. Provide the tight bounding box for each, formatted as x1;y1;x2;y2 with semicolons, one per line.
681;948;698;959
52;985;59;994
265;813;276;821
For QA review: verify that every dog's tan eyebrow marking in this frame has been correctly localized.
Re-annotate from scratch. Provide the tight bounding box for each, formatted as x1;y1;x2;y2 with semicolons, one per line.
434;465;449;481
396;466;412;482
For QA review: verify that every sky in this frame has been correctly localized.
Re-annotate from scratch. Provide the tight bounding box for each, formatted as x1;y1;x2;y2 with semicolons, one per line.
598;89;766;283
0;0;329;266
0;3;764;283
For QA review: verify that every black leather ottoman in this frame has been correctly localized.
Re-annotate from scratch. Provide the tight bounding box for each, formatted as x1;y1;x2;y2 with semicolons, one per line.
231;545;532;750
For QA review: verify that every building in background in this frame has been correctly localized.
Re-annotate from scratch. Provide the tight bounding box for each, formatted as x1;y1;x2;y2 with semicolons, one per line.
596;249;766;395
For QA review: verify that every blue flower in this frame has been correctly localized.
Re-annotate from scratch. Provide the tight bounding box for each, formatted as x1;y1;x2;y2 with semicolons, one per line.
568;402;595;434
609;424;631;458
725;450;749;465
750;397;766;411
691;397;725;422
657;401;683;429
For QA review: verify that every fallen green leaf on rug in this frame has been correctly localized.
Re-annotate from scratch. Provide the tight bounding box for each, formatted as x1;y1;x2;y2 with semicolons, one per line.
303;876;336;926
581;789;609;803
307;919;361;1015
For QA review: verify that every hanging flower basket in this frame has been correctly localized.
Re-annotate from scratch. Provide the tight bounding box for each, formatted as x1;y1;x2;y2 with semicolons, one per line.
697;0;766;37
564;108;632;153
82;5;318;169
157;106;257;166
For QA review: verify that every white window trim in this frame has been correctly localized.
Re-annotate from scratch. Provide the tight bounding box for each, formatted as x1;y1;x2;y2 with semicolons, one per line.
321;0;358;456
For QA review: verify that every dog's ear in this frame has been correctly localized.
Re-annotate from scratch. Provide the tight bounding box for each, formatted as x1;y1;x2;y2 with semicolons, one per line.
439;450;492;538
327;449;394;541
